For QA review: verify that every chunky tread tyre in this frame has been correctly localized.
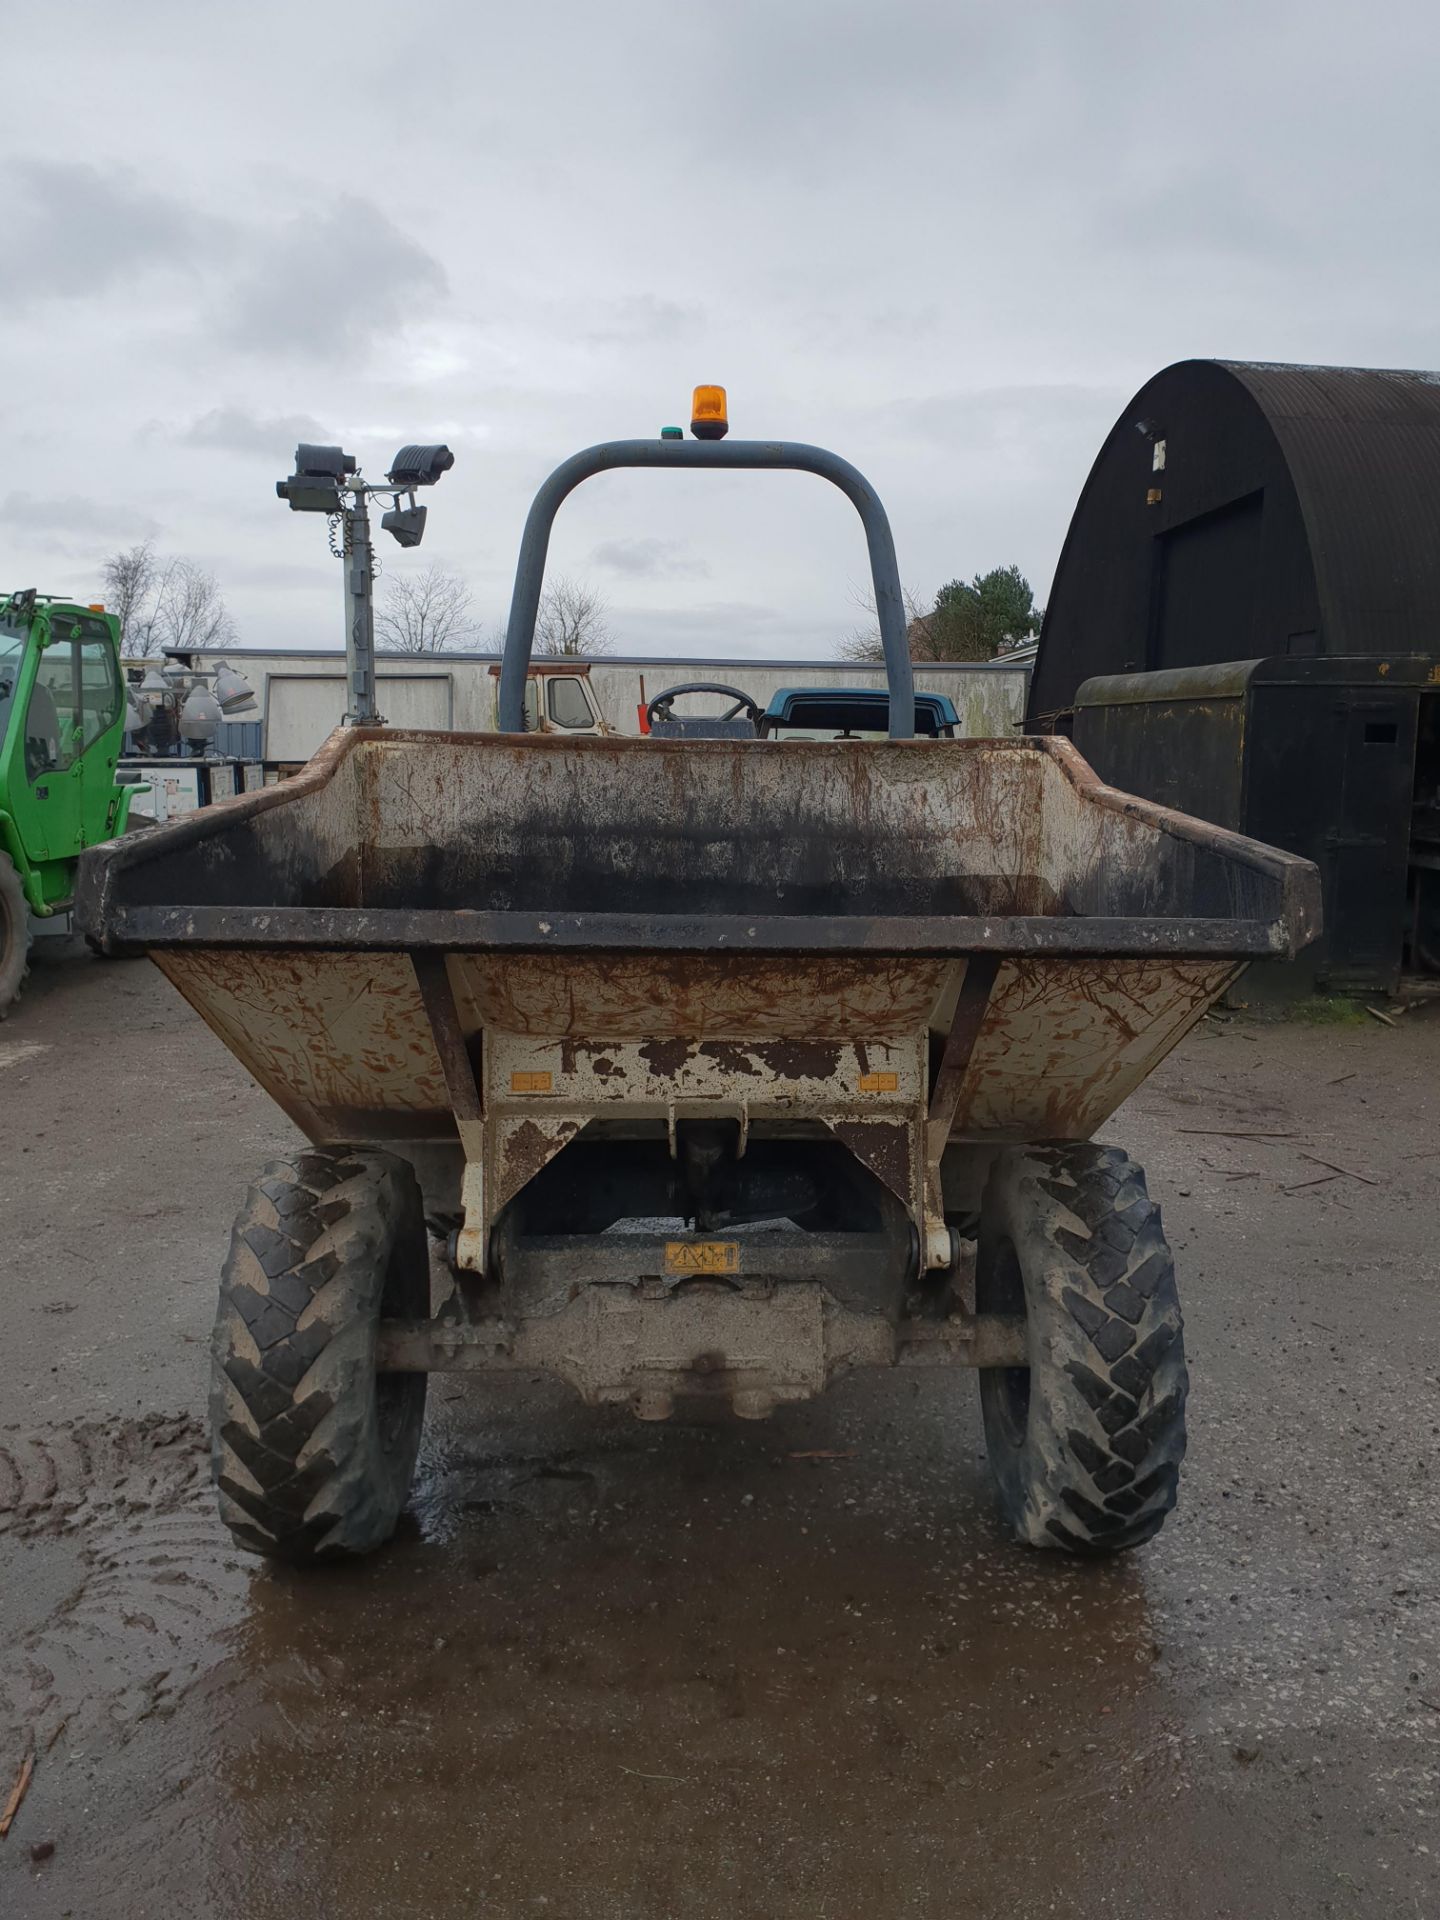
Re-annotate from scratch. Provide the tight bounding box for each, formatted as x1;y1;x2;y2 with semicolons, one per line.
0;851;31;1019
977;1143;1187;1554
210;1147;428;1563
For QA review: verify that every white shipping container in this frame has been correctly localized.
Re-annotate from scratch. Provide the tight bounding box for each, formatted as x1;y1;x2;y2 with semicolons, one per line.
264;673;456;763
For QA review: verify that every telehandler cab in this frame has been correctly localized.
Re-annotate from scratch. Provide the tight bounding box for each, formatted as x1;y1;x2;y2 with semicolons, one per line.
0;591;139;1015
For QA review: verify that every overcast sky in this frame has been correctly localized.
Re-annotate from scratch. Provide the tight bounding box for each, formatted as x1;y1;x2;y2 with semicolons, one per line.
3;1;1438;659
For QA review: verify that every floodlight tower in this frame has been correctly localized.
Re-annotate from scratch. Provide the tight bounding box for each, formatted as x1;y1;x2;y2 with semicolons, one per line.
275;441;455;726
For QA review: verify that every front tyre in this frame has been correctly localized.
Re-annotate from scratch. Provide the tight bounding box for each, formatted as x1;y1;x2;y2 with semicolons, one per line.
211;1147;429;1564
977;1144;1188;1554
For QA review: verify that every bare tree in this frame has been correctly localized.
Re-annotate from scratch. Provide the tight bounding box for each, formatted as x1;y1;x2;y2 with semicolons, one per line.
535;575;613;657
101;541;159;657
150;559;238;651
99;546;237;655
838;586;936;662
375;566;479;654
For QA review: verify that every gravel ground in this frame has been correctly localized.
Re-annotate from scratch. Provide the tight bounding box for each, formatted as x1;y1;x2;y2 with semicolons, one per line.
1;943;1437;1918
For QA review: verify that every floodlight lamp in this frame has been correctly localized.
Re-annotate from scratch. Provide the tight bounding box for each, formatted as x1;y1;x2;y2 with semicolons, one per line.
386;444;454;488
179;685;222;741
293;444;358;479
277;473;343;513
213;663;258;713
382;503;428;549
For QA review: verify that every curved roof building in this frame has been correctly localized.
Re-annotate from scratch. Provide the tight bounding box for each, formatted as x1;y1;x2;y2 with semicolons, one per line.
1029;359;1440;724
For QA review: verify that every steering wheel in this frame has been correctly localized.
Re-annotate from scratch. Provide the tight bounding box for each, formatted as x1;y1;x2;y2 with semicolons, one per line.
645;682;763;729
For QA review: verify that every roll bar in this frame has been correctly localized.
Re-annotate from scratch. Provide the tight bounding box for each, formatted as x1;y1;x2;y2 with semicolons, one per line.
497;439;915;739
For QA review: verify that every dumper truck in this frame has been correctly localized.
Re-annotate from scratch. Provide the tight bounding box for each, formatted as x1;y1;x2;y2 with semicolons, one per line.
77;412;1320;1566
0;591;141;1015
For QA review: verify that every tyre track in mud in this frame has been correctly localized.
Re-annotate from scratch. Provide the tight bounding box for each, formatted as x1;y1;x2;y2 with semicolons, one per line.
0;1415;248;1754
0;1415;204;1541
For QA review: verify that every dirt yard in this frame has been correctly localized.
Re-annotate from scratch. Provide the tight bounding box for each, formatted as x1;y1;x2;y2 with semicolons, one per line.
1;943;1437;1918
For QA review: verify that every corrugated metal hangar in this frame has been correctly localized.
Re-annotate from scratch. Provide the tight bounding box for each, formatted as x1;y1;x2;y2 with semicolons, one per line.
1028;359;1440;992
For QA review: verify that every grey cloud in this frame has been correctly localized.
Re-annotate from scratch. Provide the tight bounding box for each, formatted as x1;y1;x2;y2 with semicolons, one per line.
3;2;1438;659
591;537;710;579
804;306;946;353
874;384;1125;454
584;296;704;345
0;162;446;372
181;407;334;456
616;602;835;657
1101;173;1308;262
1;160;219;301
222;559;337;591
217;197;448;360
3;491;162;564
3;491;161;544
702;5;1013;167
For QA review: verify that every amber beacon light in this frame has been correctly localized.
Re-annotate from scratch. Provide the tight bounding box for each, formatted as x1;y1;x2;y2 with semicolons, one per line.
690;385;729;440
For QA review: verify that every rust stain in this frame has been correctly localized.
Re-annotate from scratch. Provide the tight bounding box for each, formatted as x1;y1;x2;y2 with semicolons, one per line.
500;1118;581;1200
461;954;951;1041
692;1043;762;1079
829;1118;913;1205
688;1040;843;1082
599;1038;869;1087
639;1038;691;1076
156;948;449;1133
558;1040;623;1077
748;1039;838;1082
951;957;1234;1140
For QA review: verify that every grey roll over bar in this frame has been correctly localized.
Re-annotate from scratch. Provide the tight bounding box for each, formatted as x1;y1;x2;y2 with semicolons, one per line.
497;438;916;739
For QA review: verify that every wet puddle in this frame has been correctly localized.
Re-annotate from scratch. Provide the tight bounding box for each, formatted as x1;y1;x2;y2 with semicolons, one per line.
1;1379;1434;1918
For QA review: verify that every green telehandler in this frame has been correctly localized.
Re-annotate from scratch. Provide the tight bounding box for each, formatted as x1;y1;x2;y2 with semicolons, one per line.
0;589;141;1016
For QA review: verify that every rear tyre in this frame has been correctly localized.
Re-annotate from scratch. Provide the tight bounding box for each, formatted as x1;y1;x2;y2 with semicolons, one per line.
0;851;31;1019
210;1147;429;1563
976;1144;1187;1554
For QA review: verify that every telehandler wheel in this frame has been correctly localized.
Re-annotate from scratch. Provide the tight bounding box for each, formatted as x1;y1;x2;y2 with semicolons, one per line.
976;1144;1188;1555
0;851;31;1018
210;1147;429;1564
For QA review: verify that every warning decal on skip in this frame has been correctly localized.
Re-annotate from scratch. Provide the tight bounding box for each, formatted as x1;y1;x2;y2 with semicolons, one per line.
663;1241;741;1275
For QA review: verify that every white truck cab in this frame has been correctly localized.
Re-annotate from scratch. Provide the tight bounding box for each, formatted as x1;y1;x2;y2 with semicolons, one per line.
491;661;608;734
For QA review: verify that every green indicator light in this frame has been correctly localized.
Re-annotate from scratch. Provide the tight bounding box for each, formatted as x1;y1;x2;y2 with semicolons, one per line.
660;425;683;440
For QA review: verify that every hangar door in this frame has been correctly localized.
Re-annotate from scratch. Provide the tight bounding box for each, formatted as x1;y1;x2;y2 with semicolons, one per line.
264;673;454;762
1151;492;1264;670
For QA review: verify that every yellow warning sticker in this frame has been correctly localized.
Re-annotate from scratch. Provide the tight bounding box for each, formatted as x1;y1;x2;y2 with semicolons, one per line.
664;1241;740;1275
858;1071;899;1092
510;1071;553;1093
